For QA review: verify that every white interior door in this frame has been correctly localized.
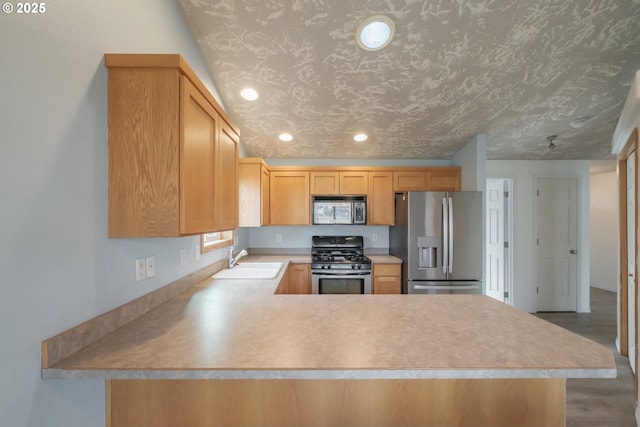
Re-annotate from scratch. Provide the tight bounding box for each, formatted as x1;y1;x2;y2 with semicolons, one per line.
486;179;505;302
536;178;578;312
627;152;636;374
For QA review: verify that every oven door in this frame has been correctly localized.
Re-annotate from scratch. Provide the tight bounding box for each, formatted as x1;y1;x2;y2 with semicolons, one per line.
311;270;372;294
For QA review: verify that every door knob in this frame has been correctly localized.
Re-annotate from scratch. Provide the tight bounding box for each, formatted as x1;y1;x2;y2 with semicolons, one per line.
569;249;578;254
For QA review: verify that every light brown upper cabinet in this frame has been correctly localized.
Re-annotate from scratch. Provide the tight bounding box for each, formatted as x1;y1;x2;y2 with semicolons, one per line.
393;170;428;192
310;171;368;195
368;171;394;225
239;164;461;227
105;54;239;237
270;170;310;225
309;171;339;194
180;78;219;234
216;120;239;231
238;158;270;227
393;167;461;192
340;171;368;194
426;168;461;191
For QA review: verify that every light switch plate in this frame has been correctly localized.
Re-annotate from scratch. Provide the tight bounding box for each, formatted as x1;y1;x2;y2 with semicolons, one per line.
145;256;156;278
195;245;201;262
135;258;146;281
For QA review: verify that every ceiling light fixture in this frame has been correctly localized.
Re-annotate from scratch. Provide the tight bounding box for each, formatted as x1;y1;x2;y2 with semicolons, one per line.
354;133;368;142
278;133;293;142
545;135;557;149
240;88;259;101
356;15;395;51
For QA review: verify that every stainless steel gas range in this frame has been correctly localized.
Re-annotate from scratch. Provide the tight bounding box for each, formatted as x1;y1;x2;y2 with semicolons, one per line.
311;236;372;294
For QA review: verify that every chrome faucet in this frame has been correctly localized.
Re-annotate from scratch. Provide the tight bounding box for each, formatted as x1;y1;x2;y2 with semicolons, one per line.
228;246;248;269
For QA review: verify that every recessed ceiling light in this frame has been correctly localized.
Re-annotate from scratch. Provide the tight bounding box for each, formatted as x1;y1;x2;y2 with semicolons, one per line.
356;15;395;51
240;88;259;101
354;133;368;142
278;133;293;142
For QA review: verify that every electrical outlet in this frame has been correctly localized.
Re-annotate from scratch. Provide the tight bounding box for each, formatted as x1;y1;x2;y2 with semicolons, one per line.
195;245;201;262
276;234;282;243
135;258;146;281
180;249;187;267
145;256;156;278
372;233;378;242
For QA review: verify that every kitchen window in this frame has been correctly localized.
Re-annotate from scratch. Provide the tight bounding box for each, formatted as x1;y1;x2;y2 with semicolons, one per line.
201;230;234;253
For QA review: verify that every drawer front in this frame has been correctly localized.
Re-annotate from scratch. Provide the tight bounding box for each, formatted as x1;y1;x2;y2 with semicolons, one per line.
373;263;401;276
373;276;401;294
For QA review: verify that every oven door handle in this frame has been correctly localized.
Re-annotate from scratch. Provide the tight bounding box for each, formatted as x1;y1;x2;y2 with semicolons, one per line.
312;271;371;276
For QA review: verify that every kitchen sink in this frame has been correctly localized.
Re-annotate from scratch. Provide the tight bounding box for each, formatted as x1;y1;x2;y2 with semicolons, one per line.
212;262;283;280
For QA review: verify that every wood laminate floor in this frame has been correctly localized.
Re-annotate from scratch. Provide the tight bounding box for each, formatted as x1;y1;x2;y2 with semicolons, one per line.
537;287;637;427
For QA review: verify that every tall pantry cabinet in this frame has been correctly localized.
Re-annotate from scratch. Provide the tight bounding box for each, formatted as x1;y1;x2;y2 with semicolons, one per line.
105;54;239;238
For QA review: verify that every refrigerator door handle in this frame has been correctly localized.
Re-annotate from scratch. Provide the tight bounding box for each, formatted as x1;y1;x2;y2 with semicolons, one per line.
413;285;479;290
448;196;453;273
441;197;448;274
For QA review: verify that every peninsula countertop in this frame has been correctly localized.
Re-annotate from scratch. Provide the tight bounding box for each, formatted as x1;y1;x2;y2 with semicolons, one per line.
43;255;616;380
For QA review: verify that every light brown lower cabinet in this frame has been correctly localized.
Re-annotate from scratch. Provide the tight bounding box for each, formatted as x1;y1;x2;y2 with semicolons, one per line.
373;263;402;294
276;263;310;294
287;263;310;294
107;378;565;427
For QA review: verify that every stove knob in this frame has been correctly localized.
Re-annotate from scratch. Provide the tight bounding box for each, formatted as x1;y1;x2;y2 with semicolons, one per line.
351;264;356;269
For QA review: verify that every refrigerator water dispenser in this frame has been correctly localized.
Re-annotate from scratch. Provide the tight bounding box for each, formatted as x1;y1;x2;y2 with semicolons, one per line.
417;236;437;268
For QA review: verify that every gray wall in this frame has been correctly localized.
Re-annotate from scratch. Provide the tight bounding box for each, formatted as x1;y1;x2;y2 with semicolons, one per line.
589;171;618;292
451;134;487;191
248;225;389;250
0;2;245;426
486;160;592;313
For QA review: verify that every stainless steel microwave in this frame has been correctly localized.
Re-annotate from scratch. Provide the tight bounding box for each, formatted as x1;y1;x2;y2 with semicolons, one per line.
312;196;366;225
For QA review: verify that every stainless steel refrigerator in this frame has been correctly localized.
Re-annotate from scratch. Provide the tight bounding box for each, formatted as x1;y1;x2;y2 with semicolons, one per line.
390;192;483;294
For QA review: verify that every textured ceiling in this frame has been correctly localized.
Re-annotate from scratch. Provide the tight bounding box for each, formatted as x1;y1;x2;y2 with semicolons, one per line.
179;0;640;160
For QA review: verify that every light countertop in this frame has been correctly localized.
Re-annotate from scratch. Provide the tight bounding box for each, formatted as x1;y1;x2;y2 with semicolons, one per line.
44;255;616;380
